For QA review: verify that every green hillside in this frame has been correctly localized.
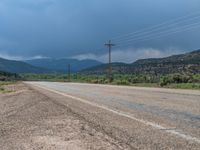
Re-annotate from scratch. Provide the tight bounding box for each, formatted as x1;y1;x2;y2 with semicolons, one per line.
0;57;52;74
82;49;200;75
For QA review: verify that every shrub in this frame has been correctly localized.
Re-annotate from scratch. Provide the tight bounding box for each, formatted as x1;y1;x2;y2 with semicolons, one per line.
90;79;99;84
0;87;4;91
113;79;129;85
160;76;173;86
120;79;130;85
114;79;122;85
172;74;192;83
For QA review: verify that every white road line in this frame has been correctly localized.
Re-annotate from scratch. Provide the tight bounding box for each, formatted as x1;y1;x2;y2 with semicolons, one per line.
30;83;200;144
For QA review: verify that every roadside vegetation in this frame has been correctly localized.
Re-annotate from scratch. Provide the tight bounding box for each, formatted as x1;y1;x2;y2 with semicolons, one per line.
0;71;20;81
21;73;200;90
0;71;20;93
0;81;16;93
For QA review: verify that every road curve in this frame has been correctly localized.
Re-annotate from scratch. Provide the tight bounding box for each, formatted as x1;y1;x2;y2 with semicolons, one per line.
27;81;200;149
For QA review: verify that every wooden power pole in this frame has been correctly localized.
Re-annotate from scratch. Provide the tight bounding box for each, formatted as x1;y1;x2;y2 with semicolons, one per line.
105;40;115;82
68;64;71;82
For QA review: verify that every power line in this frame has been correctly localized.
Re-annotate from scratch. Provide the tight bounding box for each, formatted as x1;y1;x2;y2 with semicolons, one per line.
114;23;200;48
90;10;200;58
114;16;200;43
111;10;200;41
115;21;200;45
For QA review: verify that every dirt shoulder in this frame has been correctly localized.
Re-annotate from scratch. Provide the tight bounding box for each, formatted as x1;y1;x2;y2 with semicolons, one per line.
0;83;128;150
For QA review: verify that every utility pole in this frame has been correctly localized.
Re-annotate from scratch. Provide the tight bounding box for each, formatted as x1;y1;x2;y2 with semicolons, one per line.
68;64;71;82
105;40;115;82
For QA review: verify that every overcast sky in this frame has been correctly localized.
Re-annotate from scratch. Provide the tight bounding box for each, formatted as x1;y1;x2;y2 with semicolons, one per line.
0;0;200;63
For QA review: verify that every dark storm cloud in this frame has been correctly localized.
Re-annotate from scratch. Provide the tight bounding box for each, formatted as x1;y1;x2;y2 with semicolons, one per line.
0;0;200;62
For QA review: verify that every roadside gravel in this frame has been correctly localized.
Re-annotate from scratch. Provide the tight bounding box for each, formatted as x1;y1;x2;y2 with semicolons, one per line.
0;83;129;150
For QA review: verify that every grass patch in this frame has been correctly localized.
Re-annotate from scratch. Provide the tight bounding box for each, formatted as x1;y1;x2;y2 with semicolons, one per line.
166;83;200;90
0;81;16;86
131;83;200;90
131;83;160;88
0;81;16;93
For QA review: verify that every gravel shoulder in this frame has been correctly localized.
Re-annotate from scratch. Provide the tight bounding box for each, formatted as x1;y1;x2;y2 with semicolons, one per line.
0;83;128;150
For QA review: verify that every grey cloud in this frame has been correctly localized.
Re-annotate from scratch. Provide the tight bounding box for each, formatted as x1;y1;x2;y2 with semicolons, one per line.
0;52;49;61
0;0;200;62
71;47;183;63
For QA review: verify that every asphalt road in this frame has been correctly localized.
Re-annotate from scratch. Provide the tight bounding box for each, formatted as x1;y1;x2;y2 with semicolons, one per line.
27;81;200;149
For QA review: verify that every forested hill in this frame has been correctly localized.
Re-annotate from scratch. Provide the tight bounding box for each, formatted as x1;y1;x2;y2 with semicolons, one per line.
82;49;200;75
0;57;52;74
0;57;101;74
25;58;102;73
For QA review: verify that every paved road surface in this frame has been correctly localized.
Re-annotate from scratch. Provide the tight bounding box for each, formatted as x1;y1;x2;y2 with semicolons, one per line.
27;82;200;149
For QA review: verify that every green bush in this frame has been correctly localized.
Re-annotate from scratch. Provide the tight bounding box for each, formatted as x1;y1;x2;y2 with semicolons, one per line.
120;79;130;85
90;79;99;84
114;79;122;85
160;76;173;86
0;87;4;91
172;74;191;83
113;79;129;85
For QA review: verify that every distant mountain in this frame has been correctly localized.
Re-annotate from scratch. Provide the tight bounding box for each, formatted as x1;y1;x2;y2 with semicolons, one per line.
0;57;51;73
82;49;200;75
1;49;199;75
25;58;102;73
